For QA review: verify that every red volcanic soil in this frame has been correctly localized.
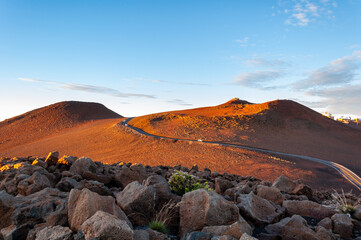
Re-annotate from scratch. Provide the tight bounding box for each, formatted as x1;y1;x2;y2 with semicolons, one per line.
0;101;121;149
0;100;359;191
129;98;361;173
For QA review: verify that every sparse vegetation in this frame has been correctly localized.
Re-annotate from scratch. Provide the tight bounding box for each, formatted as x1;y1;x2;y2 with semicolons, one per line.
332;189;358;214
149;200;179;234
168;170;212;196
149;221;168;234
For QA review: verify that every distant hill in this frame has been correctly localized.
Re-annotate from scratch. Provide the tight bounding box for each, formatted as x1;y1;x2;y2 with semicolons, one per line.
129;98;361;171
0;101;121;150
0;99;359;191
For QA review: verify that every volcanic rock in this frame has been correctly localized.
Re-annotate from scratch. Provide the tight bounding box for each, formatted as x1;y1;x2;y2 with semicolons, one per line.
80;210;133;240
201;218;252;239
331;213;353;239
116;181;155;226
282;200;336;220
35;225;73;240
179;189;239;236
45;151;59;166
68;188;130;231
237;192;284;226
317;217;332;230
256;185;284;205
114;164;147;189
69;157;97;177
272;175;296;193
215;178;233;195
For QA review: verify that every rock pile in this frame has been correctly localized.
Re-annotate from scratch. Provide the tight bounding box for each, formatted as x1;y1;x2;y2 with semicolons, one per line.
1;153;361;240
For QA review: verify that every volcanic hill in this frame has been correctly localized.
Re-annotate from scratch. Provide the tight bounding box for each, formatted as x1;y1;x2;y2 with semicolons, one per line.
129;98;361;172
0;101;121;149
0;99;359;191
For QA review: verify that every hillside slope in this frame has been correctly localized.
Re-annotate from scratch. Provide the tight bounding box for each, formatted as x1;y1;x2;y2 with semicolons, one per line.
129;98;361;172
0;101;121;151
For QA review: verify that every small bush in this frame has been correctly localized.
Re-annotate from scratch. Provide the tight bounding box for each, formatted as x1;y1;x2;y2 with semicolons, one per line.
149;221;168;234
168;170;212;196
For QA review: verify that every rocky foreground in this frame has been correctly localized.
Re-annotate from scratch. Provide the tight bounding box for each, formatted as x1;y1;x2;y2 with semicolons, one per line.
1;153;361;240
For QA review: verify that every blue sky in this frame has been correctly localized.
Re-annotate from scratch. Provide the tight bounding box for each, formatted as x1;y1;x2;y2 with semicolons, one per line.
1;0;361;120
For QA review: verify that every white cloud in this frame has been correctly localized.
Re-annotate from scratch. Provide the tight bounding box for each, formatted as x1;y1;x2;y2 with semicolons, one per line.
245;57;290;68
307;85;361;116
281;0;336;27
235;37;255;47
18;78;155;99
234;70;283;89
293;52;361;90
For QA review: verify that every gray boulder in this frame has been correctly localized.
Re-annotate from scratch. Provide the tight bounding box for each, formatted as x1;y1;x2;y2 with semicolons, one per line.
35;226;73;240
114;165;147;189
80;211;133;240
283;200;337;220
272;175;296;193
331;213;353;239
69;157;97;177
68;188;131;231
116;181;155;226
256;185;284;205
17;171;52;196
179;189;239;237
237;192;284;226
201;217;252;239
215;178;233;195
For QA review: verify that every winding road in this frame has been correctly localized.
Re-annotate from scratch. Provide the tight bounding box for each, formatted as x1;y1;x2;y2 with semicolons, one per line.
121;118;361;191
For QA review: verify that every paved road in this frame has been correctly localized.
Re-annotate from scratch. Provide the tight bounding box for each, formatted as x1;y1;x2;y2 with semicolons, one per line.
121;118;361;191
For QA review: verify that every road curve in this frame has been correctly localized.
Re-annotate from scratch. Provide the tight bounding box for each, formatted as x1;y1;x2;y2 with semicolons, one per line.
120;118;361;191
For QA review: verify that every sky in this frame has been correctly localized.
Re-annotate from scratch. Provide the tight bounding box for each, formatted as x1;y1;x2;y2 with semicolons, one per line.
1;0;361;120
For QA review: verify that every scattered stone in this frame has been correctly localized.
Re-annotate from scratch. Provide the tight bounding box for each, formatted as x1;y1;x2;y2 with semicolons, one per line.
237;192;284;226
0;190;15;229
133;229;150;240
57;155;77;166
182;231;213;240
32;159;47;169
272;175;296;193
256;185;284;205
240;233;258;240
202;217;252;239
116;181;155;226
35;225;73;240
179;189;239;236
114;165;147;189
80;211;133;240
291;183;314;200
215;178;233;195
317;217;332;230
69;157;97;177
56;177;80;192
0;154;353;240
68;188;131;231
17;171;52;196
45;152;59;165
281;215;319;240
283;200;336;220
331;213;353;239
353;205;361;220
78;179;113;196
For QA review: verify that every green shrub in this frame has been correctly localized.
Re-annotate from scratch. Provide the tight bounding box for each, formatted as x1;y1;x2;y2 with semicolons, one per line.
149;220;168;234
168;170;212;196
